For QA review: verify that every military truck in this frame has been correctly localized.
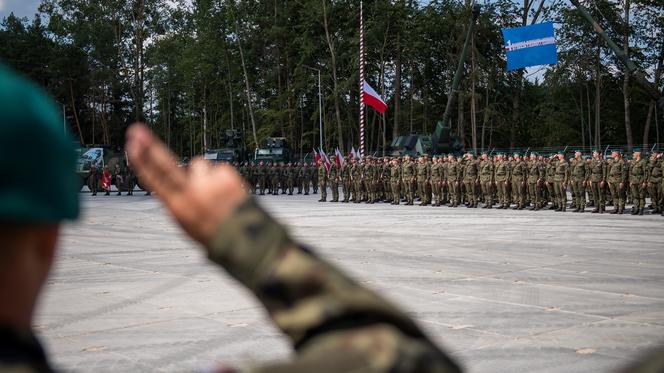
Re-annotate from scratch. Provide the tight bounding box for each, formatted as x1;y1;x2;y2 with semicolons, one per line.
254;137;293;164
204;130;248;164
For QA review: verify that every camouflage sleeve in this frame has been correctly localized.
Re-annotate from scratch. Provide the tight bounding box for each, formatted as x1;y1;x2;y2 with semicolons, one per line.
207;198;460;373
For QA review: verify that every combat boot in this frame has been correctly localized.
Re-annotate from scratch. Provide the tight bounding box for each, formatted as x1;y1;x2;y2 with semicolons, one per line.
638;209;644;215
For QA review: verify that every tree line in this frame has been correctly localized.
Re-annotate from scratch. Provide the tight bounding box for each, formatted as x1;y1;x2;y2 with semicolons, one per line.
1;0;662;158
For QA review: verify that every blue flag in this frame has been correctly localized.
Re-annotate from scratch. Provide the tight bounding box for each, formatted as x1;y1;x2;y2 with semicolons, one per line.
502;22;558;71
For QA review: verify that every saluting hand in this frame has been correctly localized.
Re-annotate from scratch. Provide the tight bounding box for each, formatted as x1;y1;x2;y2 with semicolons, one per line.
126;123;248;245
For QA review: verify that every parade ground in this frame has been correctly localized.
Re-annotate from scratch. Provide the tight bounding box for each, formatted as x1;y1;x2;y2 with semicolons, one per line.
37;192;664;372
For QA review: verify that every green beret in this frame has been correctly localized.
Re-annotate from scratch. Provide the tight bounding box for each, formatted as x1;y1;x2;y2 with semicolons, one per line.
0;65;79;223
632;147;642;153
513;152;520;156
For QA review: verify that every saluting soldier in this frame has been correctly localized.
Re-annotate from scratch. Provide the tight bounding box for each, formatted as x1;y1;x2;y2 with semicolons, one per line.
554;152;570;212
479;152;494;208
589;150;607;213
570;151;589;212
510;153;527;210
629;148;648;215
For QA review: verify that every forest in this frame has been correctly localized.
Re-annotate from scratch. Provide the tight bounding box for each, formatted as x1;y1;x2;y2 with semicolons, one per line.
0;0;662;157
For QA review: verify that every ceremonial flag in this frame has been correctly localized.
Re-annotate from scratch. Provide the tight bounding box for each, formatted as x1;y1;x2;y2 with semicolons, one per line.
335;148;344;167
349;147;356;161
320;148;331;172
313;148;321;164
502;21;558;71
362;80;388;114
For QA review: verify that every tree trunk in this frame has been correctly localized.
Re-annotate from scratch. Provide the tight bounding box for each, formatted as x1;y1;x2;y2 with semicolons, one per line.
643;44;664;148
470;32;477;152
234;16;259;148
322;0;344;150
594;42;601;148
622;0;633;152
458;87;465;147
393;32;401;142
69;80;84;145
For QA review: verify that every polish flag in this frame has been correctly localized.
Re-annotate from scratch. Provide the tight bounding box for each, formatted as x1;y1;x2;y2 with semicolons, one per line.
363;80;387;114
349;147;356;161
335;148;344;167
320;148;331;172
313;149;321;164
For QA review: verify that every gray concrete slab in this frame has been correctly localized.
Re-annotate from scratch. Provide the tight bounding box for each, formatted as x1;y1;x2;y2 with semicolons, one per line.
36;193;664;372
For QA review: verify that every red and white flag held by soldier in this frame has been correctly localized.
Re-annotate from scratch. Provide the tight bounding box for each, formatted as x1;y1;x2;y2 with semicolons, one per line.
334;148;344;167
319;148;331;172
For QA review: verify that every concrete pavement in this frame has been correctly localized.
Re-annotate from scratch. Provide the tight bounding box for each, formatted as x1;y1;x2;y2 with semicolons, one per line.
36;192;664;372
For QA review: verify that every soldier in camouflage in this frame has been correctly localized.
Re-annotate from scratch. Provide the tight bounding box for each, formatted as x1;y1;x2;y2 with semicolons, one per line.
628;149;648;215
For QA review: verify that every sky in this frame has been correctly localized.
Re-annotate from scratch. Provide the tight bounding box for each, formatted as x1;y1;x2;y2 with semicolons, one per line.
0;0;41;20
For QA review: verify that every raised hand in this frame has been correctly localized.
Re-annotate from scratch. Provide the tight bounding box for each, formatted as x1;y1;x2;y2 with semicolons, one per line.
125;123;248;244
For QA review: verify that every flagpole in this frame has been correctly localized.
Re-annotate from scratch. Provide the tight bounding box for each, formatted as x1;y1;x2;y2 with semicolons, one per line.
359;0;365;159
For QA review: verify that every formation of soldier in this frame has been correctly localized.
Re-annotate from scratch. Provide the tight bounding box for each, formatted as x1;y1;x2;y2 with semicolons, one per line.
236;161;320;196
274;149;663;216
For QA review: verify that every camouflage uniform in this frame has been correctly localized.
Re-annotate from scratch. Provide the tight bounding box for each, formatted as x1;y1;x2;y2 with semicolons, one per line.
447;157;462;207
390;160;402;205
589;156;607;213
527;158;543;210
351;161;363;203
648;156;663;213
494;157;510;209
570;157;588;212
401;158;416;205
553;157;569;212
317;163;327;202
479;157;494;208
462;158;479;208
417;158;432;206
510;157;527;210
431;158;444;206
341;163;351;202
629;156;648;215
607;156;627;214
329;160;340;202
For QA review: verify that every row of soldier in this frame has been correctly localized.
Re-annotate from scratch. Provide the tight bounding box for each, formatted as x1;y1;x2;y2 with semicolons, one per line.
292;149;661;215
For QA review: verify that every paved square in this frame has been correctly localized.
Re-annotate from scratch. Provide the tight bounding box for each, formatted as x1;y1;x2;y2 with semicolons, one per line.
37;193;664;372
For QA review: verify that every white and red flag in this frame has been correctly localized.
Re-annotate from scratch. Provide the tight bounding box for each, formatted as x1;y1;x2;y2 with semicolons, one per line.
363;80;387;114
349;147;356;161
319;148;331;172
313;148;321;164
335;148;344;167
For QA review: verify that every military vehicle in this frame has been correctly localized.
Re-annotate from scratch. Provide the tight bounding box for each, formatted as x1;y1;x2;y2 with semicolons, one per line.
204;130;248;164
254;137;293;164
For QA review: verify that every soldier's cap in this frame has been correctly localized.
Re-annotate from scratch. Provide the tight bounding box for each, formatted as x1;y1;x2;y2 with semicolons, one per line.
513;152;520;156
0;65;80;223
632;147;642;153
556;150;565;154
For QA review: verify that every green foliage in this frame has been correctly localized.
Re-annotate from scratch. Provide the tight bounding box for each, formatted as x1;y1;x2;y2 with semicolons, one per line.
0;0;662;157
